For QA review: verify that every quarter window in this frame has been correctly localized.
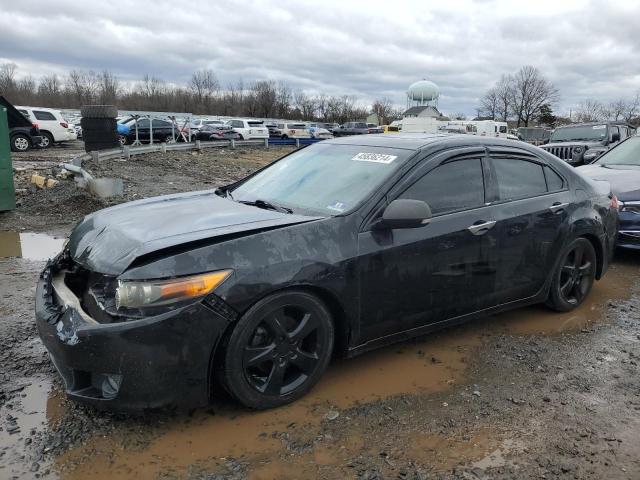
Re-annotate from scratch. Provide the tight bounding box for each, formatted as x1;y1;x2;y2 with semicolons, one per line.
400;158;485;215
33;110;56;121
544;166;565;192
492;158;547;200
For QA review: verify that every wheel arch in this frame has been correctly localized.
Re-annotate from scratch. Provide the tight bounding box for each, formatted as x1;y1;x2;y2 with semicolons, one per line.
206;283;351;401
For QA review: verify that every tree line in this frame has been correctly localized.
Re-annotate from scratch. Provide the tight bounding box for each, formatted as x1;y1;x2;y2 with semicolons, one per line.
479;65;639;127
0;63;403;124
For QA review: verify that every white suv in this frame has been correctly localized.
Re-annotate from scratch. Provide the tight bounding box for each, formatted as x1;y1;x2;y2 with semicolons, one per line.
16;106;77;148
275;122;311;139
227;119;269;140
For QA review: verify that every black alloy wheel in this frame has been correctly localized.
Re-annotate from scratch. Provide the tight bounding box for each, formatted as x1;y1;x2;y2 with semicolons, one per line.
547;238;596;312
222;291;334;409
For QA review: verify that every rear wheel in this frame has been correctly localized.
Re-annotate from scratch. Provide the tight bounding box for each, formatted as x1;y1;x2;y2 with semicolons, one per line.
39;132;54;149
237;133;244;140
546;238;596;312
11;134;30;152
222;291;334;409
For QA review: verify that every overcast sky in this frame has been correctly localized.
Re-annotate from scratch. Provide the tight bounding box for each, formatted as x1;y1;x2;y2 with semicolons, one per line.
0;0;638;116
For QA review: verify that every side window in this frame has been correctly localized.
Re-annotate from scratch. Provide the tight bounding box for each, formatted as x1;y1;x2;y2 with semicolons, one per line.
499;125;507;133
153;120;170;127
492;157;547;200
544;166;565;192
136;119;150;128
33;110;57;121
400;158;485;215
611;126;620;141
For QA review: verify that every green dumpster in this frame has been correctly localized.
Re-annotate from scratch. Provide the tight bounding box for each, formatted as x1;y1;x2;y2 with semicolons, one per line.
0;107;16;211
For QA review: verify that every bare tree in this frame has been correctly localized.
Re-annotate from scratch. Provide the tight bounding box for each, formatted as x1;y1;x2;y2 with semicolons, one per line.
623;92;640;123
575;99;605;122
294;90;318;120
495;75;514;121
479;88;498;119
37;74;61;104
0;63;17;95
510;66;559;127
371;98;394;125
98;71;119;105
190;69;219;105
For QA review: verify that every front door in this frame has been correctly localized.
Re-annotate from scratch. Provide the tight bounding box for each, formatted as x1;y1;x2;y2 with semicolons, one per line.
357;151;501;344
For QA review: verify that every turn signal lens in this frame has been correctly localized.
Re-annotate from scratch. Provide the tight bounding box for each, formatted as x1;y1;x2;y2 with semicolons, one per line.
115;270;232;309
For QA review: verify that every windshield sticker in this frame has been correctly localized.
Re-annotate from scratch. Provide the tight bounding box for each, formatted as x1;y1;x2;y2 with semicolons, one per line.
327;201;346;212
352;152;398;164
592;125;606;130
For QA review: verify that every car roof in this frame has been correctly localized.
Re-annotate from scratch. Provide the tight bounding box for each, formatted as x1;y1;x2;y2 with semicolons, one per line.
326;133;540;151
557;121;634;128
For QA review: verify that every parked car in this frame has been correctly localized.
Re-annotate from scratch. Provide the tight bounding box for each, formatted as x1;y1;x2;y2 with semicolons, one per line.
0;95;43;152
16;106;77;148
306;123;334;139
36;134;617;412
367;123;384;134
192;124;240;142
540;122;635;166
265;122;280;137
381;125;400;133
577;135;640;249
272;122;311;139
118;117;178;144
226;119;269;140
335;122;378;136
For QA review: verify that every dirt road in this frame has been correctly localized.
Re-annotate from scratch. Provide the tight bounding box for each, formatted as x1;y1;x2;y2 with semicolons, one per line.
1;143;639;479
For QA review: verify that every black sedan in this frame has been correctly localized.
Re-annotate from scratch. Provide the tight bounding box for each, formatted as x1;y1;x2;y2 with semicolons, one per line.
578;135;640;249
35;134;618;411
192;124;241;142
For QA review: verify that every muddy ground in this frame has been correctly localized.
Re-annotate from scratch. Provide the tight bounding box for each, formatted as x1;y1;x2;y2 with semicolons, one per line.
1;143;639;480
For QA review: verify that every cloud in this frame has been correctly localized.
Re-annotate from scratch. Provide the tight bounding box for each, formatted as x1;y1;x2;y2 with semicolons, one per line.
0;0;638;115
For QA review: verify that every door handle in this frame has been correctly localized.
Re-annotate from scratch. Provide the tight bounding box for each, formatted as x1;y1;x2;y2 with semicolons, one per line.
467;220;496;235
549;202;569;213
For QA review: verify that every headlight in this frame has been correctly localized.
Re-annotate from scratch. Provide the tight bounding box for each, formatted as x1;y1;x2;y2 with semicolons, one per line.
115;270;232;309
583;149;604;161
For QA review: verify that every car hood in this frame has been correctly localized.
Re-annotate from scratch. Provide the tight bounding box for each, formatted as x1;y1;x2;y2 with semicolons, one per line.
576;164;640;201
543;141;604;148
68;190;323;275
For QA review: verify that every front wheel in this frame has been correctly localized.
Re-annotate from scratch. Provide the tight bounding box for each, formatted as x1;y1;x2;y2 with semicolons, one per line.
546;238;596;312
222;291;334;409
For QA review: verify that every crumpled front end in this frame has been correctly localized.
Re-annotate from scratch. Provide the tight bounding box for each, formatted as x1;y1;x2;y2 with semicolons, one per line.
35;250;234;411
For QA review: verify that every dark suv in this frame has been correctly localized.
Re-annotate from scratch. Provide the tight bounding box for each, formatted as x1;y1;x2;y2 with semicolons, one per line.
541;121;635;166
0;95;42;152
119;117;179;145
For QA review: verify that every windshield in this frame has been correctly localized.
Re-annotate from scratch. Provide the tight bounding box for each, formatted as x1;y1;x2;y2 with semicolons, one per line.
550;125;608;142
230;143;414;215
595;136;640;166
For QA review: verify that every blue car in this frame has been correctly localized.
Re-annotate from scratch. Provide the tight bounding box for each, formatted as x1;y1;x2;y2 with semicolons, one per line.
578;135;640;249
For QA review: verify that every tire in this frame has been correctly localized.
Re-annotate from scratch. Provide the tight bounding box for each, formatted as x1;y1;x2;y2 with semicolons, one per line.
39;132;54;149
222;290;334;409
546;237;597;312
10;134;31;152
83;132;119;144
80;105;118;119
118;135;128;146
237;133;244;140
81;118;116;131
163;135;174;144
84;140;120;152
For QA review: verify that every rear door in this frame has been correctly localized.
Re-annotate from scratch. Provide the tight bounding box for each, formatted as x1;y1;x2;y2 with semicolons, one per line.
357;148;502;343
487;148;572;303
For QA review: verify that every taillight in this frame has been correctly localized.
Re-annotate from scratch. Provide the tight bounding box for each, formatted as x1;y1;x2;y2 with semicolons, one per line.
610;195;619;210
60;122;68;128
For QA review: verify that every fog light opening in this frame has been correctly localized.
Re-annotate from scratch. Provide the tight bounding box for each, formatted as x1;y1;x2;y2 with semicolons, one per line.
101;374;123;400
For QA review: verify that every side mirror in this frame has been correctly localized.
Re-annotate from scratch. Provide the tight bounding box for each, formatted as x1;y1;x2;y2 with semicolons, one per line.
376;199;432;230
611;132;620;143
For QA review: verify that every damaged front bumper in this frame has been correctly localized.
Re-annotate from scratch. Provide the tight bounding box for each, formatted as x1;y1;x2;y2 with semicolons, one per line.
35;254;233;412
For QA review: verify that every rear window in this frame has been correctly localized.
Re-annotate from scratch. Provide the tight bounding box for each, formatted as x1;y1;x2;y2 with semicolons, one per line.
288;124;307;129
33;110;57;121
248;121;264;127
493;158;547;200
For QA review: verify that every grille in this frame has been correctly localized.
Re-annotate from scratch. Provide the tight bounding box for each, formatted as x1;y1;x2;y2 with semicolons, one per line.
542;145;574;160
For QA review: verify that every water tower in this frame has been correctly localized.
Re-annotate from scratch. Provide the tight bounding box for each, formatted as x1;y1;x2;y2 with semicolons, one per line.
406;79;440;109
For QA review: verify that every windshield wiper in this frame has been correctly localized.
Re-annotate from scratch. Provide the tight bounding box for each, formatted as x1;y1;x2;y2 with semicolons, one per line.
238;199;293;214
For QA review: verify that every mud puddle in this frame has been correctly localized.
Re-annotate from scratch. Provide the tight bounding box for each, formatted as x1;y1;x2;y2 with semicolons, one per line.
0;378;65;478
0;231;65;261
49;255;640;479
